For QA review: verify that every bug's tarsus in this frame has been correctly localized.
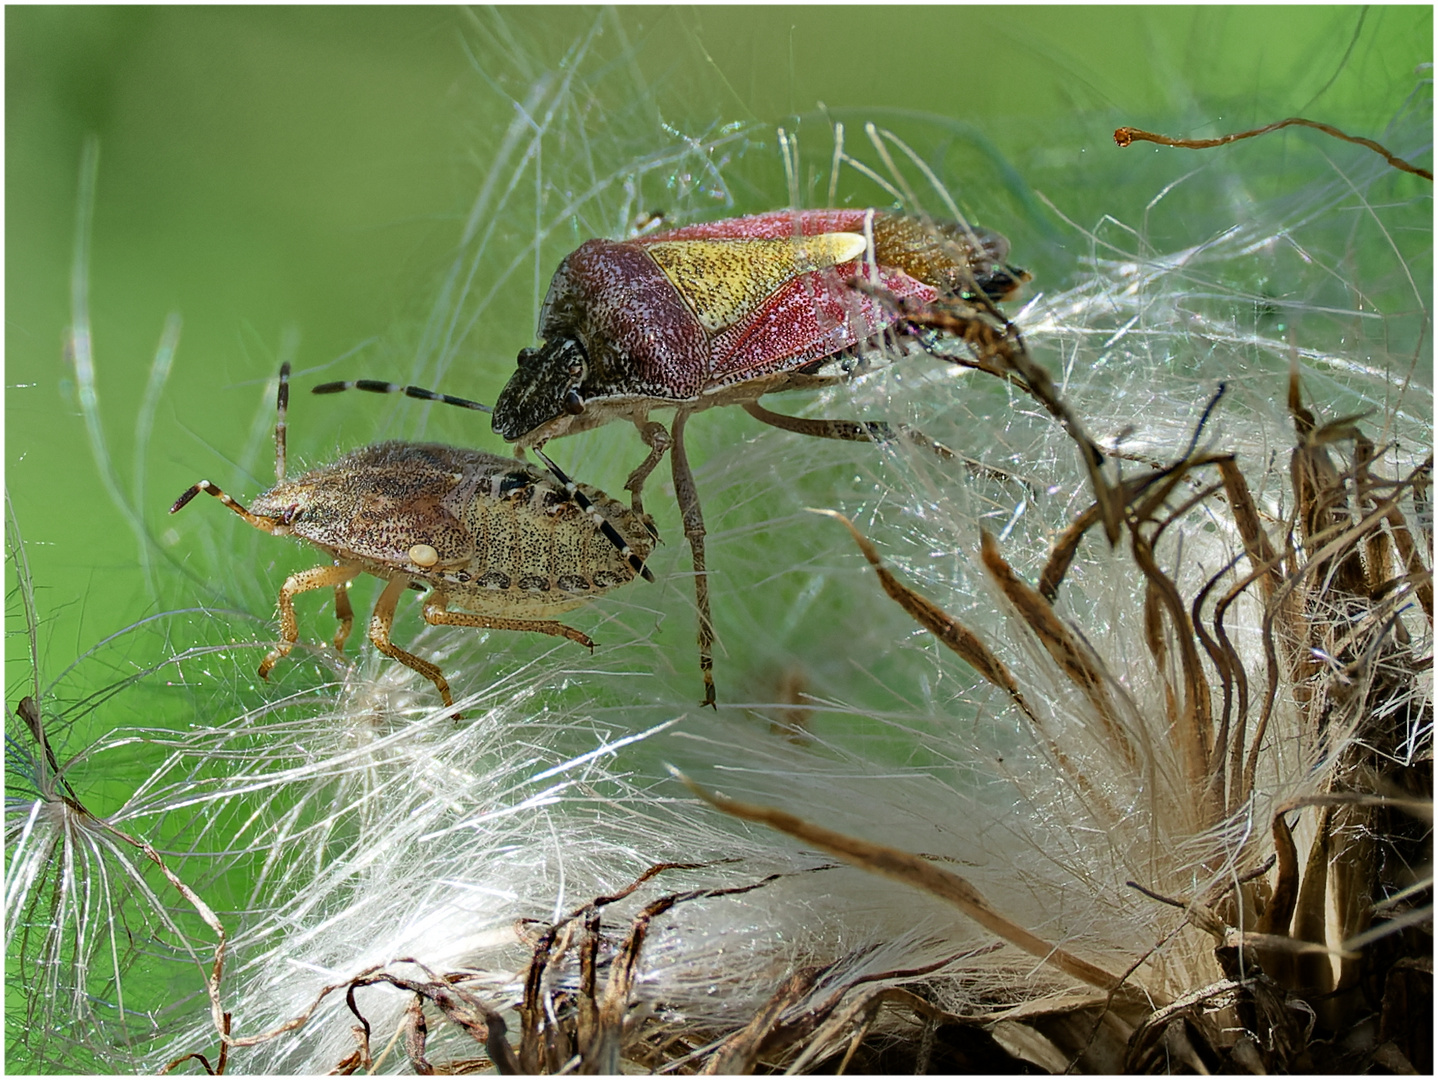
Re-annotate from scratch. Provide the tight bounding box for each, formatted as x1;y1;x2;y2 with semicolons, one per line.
332;582;355;654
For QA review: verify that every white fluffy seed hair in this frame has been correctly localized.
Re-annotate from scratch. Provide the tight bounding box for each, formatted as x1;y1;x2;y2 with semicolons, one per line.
158;114;1427;1068
9;26;1429;1075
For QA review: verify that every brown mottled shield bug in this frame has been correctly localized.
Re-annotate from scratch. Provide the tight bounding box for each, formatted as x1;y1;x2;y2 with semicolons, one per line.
490;208;1028;705
170;364;655;715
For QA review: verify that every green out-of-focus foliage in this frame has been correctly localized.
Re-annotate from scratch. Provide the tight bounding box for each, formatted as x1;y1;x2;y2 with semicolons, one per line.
6;6;1430;1072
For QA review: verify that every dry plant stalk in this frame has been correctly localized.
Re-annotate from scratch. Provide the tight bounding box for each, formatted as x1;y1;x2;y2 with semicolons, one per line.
158;862;859;1074
696;288;1431;1070
159;232;1425;1078
20;89;1426;1075
1113;116;1433;181
675;773;1146;1006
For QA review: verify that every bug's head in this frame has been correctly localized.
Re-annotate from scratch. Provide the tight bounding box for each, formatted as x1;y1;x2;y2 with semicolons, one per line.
253;444;476;571
950;225;1032;303
492;335;591;445
247;446;410;550
248;474;341;542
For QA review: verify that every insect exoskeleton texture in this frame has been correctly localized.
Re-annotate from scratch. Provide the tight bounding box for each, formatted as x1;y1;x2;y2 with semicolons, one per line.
313;209;1027;706
171;364;655;718
490;209;1029;446
251;442;653;619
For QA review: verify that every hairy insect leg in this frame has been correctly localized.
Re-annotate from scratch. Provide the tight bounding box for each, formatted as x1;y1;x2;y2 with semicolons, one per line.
421;594;596;649
742;399;1027;488
624;419;671;528
741;399;956;460
333;582;355;653
259;563;363;680
669;409;716;708
369;576;457;713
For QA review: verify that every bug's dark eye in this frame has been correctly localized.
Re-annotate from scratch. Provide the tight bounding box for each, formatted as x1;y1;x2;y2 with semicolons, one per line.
563;389;585;415
282;504;304;525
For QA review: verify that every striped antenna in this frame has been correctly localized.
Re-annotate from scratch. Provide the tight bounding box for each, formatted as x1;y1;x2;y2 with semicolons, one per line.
275;362;291;482
312;379;493;413
535;447;654;582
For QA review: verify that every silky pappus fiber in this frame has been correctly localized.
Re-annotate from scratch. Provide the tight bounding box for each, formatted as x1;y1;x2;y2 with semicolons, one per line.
170;362;656;716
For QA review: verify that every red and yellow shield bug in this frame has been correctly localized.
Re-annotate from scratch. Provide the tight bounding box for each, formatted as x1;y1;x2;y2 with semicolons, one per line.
493;209;1027;705
490;209;1026;445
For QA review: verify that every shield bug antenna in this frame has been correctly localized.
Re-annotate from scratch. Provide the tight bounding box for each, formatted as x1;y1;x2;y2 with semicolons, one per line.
532;446;655;582
172;364;655;717
481;209;1030;706
313;377;497;415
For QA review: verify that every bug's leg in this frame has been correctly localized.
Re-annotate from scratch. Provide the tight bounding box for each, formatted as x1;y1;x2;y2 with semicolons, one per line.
421;594;596;649
333;581;355;653
742;399;956;460
742;400;1027;489
668;409;716;708
259;563;362;680
624;419;671;530
368;576;458;715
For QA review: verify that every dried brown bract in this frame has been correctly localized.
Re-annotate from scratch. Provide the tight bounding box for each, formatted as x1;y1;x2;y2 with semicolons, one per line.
1114;116;1434;181
748;313;1433;1070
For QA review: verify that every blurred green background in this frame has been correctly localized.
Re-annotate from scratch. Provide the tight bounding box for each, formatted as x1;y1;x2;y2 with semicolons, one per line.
7;6;1430;680
5;5;1431;1071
